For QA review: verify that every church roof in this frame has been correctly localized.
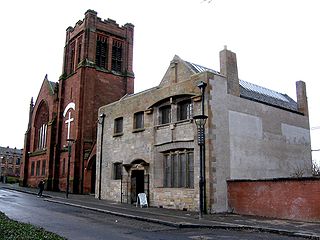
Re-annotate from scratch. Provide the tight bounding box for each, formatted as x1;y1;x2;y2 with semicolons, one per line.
43;74;57;95
184;61;298;112
48;81;56;95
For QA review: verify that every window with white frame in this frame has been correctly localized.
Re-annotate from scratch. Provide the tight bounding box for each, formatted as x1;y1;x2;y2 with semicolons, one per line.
37;124;47;150
34;101;49;151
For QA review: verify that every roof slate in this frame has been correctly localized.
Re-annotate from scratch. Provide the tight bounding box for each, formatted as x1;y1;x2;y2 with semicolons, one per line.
239;80;298;112
184;60;298;112
47;81;57;95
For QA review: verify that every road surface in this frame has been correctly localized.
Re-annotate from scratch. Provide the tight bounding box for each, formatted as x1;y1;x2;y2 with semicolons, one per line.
0;188;305;240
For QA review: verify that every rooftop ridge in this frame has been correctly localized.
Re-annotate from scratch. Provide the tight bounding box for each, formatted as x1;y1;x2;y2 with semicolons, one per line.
0;146;23;153
185;61;220;75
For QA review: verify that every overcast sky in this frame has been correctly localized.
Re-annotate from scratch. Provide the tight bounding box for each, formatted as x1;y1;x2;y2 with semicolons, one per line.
0;0;319;163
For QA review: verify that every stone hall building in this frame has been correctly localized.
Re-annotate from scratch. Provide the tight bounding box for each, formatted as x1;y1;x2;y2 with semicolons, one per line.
97;47;312;212
20;10;134;193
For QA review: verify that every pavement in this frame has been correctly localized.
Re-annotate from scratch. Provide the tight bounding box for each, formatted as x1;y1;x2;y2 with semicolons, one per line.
1;183;319;239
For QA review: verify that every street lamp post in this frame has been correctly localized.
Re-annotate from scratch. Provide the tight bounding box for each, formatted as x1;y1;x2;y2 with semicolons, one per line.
98;113;106;200
66;139;74;199
193;80;207;219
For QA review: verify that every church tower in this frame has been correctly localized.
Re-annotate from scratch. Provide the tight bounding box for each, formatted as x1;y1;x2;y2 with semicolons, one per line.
20;10;134;194
55;10;134;193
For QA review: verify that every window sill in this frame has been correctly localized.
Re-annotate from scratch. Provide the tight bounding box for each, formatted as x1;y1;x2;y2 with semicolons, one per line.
176;119;193;125
29;149;47;157
155;123;170;129
155;119;193;130
113;133;123;137
132;128;145;133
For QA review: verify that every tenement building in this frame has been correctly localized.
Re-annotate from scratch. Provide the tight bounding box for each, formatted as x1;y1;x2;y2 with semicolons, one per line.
20;10;134;193
0;146;22;181
97;47;312;212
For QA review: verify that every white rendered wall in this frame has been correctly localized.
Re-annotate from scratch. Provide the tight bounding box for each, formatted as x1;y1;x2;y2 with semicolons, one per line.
209;76;312;213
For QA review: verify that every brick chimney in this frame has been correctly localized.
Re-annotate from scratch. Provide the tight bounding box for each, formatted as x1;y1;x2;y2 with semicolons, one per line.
296;81;308;116
219;46;240;96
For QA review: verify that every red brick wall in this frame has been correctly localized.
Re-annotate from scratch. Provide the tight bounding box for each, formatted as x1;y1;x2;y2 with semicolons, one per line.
227;178;320;221
30;83;58;153
20;79;58;188
21;10;134;194
26;155;48;187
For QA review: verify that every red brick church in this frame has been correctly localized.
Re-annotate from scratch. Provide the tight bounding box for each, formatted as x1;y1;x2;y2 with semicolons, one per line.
20;10;134;194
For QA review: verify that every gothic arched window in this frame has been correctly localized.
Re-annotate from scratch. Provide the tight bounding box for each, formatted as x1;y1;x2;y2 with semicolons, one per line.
34;101;49;151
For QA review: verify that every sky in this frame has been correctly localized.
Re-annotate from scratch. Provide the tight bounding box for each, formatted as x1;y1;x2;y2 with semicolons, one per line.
0;0;319;164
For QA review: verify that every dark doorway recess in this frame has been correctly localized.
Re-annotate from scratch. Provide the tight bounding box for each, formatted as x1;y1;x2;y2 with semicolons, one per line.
90;157;96;194
131;170;144;203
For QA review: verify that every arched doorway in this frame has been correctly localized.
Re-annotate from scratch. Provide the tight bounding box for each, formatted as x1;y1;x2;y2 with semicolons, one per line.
131;169;145;203
123;159;149;204
87;155;96;194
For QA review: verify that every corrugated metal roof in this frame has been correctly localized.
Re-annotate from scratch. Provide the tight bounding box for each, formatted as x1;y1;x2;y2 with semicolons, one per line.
239;80;288;102
239;82;298;112
185;61;220;75
184;60;298;112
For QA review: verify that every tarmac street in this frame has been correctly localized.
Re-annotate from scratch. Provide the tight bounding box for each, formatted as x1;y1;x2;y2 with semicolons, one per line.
0;184;319;240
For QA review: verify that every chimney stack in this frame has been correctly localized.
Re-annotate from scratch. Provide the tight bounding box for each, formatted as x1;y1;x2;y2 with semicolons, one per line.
296;81;308;116
219;46;240;96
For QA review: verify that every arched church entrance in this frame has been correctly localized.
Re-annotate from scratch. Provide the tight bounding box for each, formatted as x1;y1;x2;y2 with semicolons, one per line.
87;155;96;194
123;159;149;204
